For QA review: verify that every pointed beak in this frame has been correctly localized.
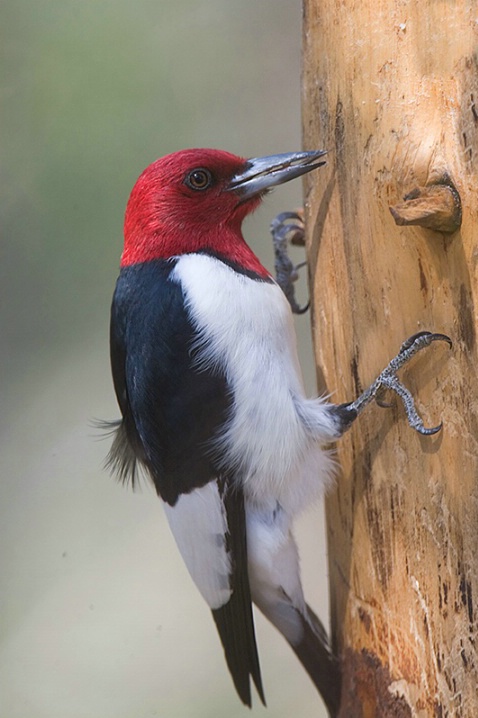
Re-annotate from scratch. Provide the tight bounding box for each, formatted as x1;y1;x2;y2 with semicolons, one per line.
227;150;327;200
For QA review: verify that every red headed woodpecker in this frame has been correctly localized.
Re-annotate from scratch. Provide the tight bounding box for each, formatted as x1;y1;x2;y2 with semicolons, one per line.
107;149;449;712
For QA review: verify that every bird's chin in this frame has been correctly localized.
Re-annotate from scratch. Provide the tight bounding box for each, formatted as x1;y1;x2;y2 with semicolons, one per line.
234;191;267;211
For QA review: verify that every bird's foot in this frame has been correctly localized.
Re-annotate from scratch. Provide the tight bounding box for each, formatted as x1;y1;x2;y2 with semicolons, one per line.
335;331;452;435
270;211;309;314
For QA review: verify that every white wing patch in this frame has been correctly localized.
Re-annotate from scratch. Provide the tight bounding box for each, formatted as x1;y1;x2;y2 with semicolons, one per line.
162;481;232;610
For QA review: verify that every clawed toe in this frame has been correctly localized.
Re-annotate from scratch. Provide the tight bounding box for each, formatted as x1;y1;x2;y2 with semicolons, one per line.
399;331;452;355
270;210;309;314
337;332;451;435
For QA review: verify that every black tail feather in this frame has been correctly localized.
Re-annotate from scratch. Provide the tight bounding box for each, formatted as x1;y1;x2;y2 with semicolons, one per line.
212;594;265;707
291;604;341;716
212;479;265;707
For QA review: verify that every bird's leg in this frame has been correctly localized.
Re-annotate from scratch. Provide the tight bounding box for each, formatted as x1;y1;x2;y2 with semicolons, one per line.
270;211;309;314
332;331;452;436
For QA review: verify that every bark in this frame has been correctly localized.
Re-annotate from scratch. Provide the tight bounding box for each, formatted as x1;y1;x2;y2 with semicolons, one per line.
302;2;478;716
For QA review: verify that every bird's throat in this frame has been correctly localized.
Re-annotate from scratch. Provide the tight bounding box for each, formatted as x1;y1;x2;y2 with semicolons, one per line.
121;225;270;279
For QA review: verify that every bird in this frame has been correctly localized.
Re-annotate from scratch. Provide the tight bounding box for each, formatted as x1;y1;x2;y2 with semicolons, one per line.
106;148;449;713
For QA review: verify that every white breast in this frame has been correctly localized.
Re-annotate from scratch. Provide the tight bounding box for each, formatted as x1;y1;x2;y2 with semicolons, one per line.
171;253;337;516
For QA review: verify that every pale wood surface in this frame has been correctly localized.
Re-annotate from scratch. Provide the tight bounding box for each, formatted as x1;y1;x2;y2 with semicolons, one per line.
302;2;478;715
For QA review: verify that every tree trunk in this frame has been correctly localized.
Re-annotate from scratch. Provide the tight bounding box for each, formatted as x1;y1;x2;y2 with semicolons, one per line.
302;2;478;716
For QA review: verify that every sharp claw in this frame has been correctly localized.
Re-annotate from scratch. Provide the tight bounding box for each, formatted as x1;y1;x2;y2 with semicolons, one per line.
375;386;393;408
430;333;453;348
399;331;433;353
417;422;443;436
399;331;452;354
270;210;309;314
376;397;394;409
270;211;303;228
344;331;451;435
272;223;304;243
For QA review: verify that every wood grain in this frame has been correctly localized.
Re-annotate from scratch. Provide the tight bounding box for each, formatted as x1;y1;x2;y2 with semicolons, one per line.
302;2;478;715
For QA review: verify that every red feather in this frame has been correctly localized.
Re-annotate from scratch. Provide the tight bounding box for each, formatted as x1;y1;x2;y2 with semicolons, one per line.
121;148;270;278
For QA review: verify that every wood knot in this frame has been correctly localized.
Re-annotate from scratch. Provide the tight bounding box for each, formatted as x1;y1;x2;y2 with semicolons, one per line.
389;178;462;234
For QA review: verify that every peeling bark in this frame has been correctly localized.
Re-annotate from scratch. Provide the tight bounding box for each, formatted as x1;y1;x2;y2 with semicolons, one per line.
302;1;478;715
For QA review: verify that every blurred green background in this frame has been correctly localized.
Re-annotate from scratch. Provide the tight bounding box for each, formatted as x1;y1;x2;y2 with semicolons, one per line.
1;2;329;716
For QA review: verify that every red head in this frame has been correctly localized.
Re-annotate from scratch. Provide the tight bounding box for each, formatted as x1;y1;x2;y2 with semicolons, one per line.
122;148;326;275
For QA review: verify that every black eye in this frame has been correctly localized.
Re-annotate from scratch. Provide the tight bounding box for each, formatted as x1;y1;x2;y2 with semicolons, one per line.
184;168;213;191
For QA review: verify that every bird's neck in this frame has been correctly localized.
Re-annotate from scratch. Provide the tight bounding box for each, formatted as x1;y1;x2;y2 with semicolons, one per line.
121;224;271;278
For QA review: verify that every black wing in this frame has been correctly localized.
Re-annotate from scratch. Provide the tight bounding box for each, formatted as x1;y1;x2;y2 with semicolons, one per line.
108;259;230;505
107;258;264;705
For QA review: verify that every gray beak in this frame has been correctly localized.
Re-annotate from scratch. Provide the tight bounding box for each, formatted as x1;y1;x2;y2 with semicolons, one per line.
228;150;327;199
